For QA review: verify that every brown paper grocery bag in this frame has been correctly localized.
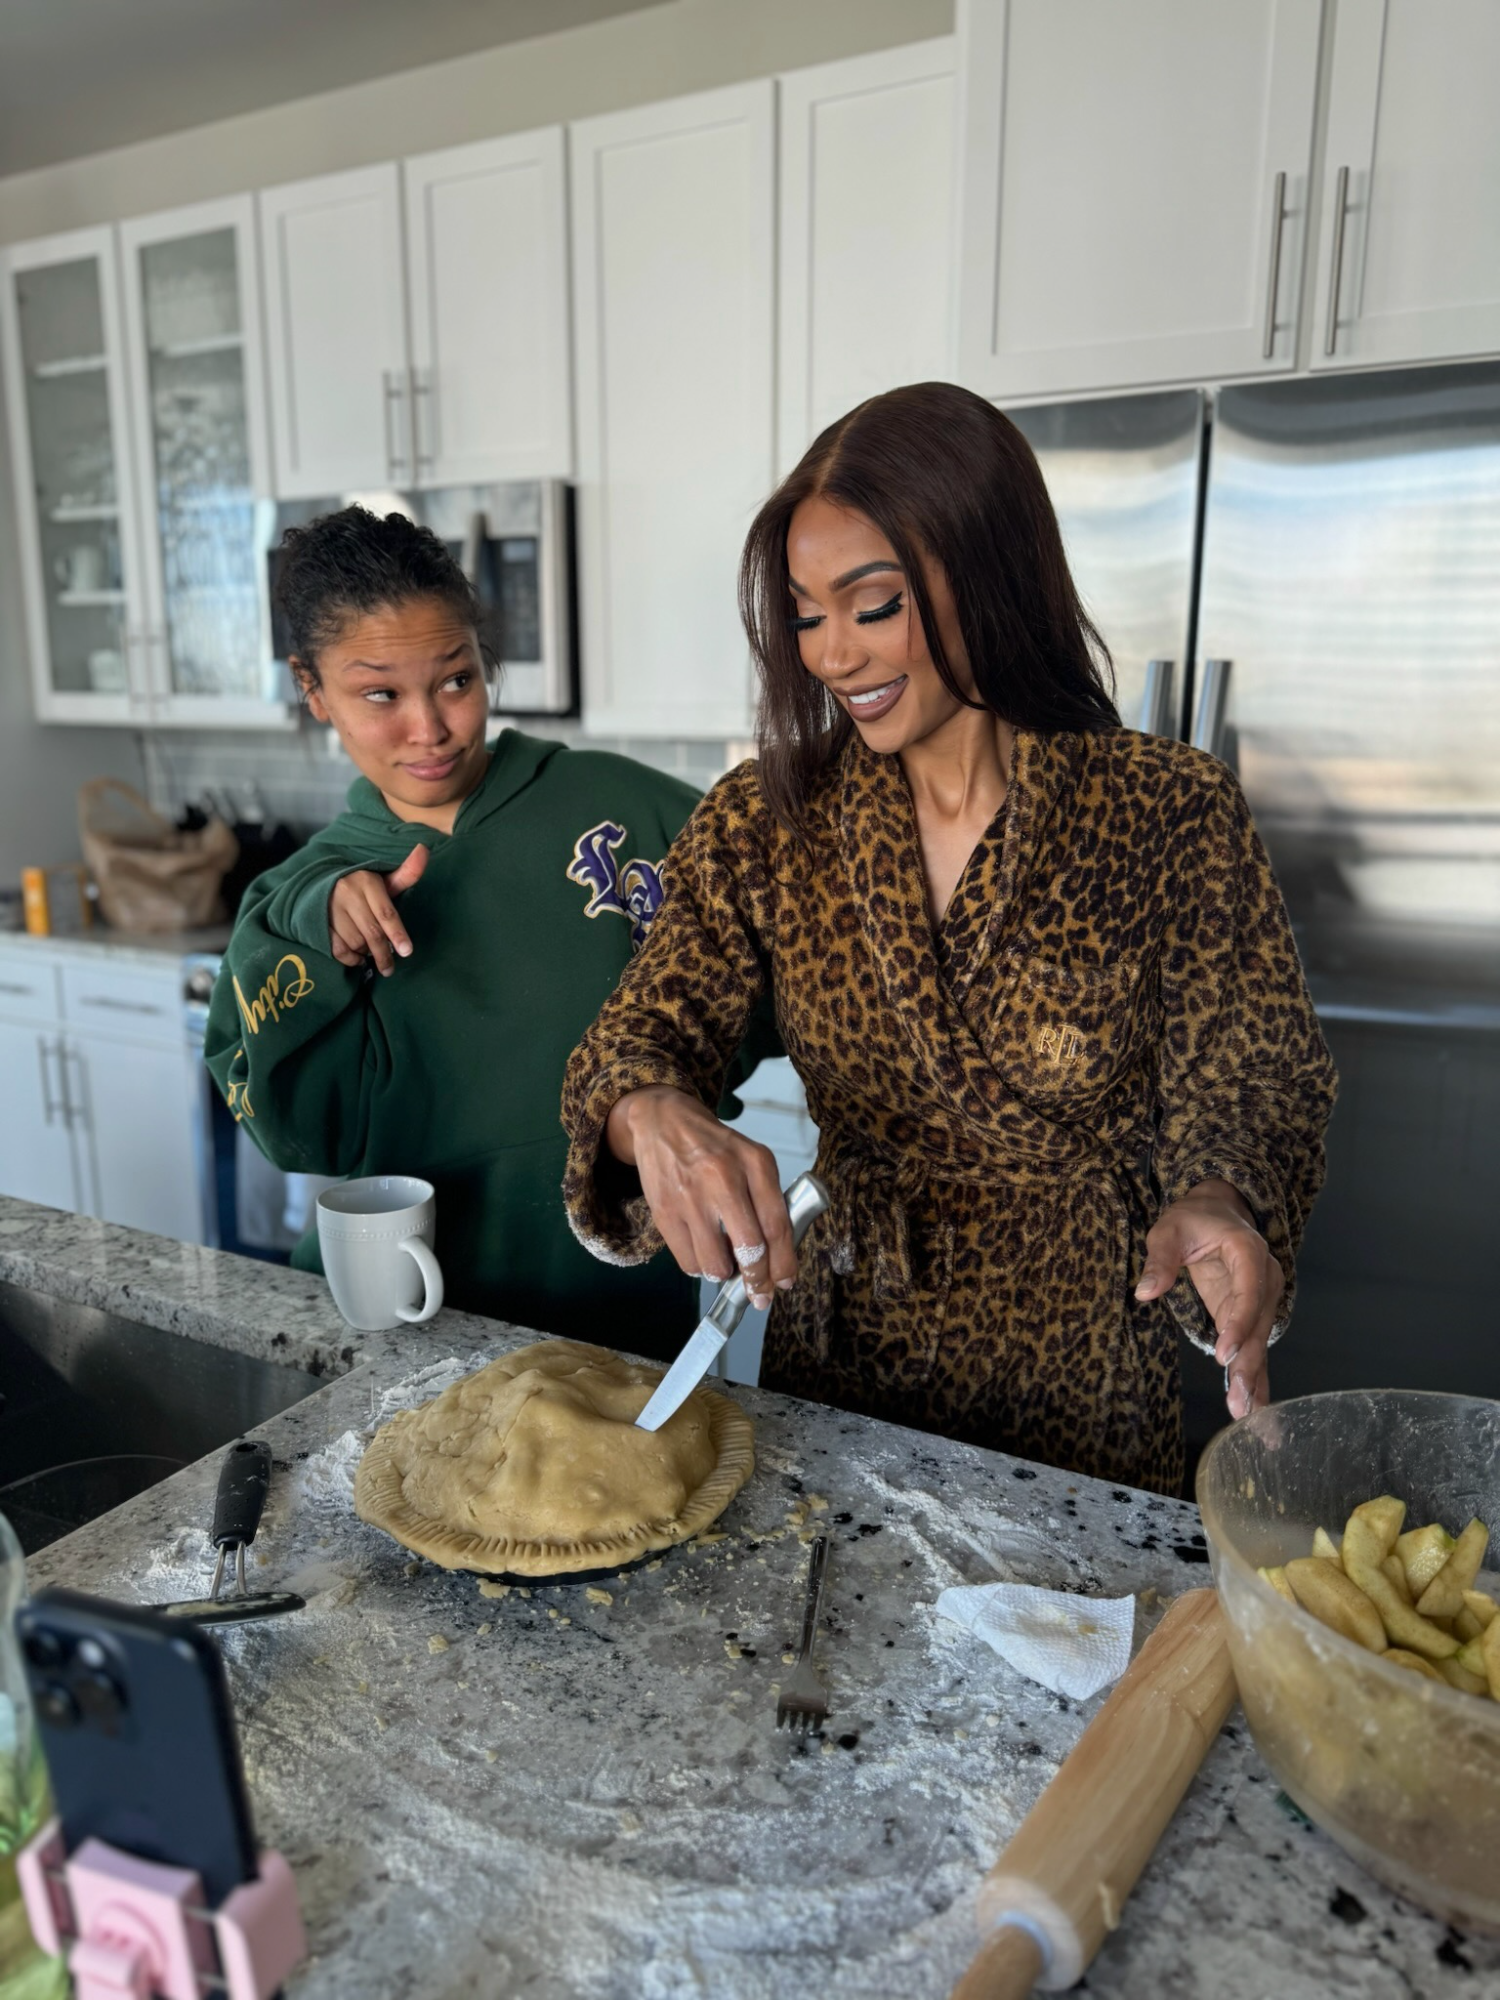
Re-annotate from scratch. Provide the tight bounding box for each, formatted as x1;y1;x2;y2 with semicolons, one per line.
78;778;239;932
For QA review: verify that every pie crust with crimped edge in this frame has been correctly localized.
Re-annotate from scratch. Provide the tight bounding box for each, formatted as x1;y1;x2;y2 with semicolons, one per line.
353;1338;756;1576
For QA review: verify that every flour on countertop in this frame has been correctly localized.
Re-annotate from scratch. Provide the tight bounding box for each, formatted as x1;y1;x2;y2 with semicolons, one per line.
71;1347;1493;2000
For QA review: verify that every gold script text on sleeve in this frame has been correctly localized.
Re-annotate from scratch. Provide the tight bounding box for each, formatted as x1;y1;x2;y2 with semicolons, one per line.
232;954;316;1035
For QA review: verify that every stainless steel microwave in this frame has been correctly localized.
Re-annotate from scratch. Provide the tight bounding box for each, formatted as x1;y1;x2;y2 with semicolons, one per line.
265;478;576;716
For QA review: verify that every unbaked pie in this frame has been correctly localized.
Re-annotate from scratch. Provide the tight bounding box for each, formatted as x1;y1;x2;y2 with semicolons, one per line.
353;1338;755;1575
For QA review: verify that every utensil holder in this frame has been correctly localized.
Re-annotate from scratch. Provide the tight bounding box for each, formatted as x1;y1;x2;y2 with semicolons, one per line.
16;1819;305;2000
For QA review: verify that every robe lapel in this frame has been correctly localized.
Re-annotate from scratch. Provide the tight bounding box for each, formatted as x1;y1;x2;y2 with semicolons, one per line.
838;728;1094;1165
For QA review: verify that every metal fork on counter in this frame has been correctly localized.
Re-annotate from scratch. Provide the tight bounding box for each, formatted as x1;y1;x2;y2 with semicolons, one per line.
776;1533;830;1740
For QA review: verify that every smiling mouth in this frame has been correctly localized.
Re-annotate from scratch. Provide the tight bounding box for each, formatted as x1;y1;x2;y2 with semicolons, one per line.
844;676;908;719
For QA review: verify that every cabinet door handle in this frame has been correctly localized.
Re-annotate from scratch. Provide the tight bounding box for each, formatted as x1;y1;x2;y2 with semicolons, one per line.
37;1036;65;1124
383;369;409;480
0;980;37;997
1262;170;1287;360
412;366;435;478
75;994;167;1016
58;1041;88;1135
1324;164;1351;357
124;629;157;720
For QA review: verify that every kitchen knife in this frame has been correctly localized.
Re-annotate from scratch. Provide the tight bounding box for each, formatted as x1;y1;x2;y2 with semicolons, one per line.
634;1171;830;1431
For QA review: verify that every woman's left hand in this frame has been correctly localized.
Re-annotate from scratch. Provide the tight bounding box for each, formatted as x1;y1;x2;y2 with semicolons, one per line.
1134;1179;1284;1420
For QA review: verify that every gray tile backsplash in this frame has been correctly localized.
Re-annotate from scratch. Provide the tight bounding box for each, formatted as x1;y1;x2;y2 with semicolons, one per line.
141;719;743;832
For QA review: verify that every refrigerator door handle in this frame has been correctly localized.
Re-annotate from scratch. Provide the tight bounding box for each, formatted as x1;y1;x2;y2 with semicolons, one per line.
1192;659;1233;761
1262;171;1288;361
1138;658;1176;737
1324;165;1351;357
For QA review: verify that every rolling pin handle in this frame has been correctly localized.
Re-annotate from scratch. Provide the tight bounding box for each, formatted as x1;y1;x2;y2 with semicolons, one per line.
949;1919;1047;2000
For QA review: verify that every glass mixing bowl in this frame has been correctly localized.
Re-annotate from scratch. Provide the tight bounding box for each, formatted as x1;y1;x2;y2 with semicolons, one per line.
1197;1389;1500;1933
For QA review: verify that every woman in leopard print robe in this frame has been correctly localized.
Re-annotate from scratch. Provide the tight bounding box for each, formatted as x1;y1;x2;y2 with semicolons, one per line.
561;385;1335;1494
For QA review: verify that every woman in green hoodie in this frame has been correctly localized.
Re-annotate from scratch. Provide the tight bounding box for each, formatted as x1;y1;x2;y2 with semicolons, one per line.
205;506;773;1356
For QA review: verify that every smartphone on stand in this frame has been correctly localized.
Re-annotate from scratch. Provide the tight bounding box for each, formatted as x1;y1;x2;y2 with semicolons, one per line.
15;1588;257;1907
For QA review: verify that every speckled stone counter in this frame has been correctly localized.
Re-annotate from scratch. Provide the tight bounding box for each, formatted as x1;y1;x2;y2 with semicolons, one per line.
0;924;231;971
0;1194;494;1382
9;1197;1499;1998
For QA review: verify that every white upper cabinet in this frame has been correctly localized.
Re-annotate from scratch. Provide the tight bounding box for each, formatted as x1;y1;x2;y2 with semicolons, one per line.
4;209;288;729
571;82;775;740
777;40;956;476
118;195;284;726
1311;0;1500;371
259;163;409;497
0;226;154;725
404;129;572;485
260;138;572;500
956;0;1323;400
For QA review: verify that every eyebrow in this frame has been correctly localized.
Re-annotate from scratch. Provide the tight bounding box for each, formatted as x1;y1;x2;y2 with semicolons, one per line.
341;642;474;674
787;559;904;596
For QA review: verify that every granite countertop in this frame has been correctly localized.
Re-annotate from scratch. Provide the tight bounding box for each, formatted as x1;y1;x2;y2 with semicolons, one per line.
7;1196;1497;1999
0;924;231;970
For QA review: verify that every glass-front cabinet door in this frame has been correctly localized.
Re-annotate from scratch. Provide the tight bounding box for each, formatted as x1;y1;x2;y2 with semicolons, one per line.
119;195;287;725
0;225;150;722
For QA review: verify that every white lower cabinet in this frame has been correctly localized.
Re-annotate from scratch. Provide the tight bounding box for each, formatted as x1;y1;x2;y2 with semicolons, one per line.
0;949;207;1242
63;1029;204;1242
0;1019;80;1212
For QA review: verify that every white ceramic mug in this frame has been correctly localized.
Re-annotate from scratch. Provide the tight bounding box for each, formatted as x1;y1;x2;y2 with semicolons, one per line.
316;1176;444;1332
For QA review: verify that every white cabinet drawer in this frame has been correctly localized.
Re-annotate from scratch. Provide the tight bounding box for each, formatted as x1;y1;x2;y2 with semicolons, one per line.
59;961;180;1042
0;953;61;1025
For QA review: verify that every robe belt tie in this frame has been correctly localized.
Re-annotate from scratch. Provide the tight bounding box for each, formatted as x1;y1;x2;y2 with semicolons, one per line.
821;1142;964;1305
816;1136;1131;1308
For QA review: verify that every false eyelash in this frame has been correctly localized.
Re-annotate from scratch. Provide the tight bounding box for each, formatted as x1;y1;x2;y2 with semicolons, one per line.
856;594;903;626
789;615;822;632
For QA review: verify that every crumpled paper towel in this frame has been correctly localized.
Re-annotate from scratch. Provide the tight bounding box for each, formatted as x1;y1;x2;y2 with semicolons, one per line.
935;1581;1136;1700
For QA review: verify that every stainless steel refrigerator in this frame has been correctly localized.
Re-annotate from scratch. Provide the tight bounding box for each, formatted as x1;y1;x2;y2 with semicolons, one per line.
1011;363;1500;1460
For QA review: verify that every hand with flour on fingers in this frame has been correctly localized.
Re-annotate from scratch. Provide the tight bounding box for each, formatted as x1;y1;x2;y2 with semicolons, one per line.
605;1085;796;1311
1134;1178;1285;1420
327;843;429;975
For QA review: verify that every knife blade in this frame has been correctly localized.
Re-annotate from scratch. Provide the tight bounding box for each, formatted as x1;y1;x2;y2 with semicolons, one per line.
634;1171;830;1431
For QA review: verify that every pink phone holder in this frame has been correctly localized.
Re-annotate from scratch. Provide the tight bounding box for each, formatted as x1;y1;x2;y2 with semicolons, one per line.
16;1819;306;2000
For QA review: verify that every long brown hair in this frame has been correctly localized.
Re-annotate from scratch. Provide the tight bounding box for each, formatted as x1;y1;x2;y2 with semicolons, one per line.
739;382;1118;836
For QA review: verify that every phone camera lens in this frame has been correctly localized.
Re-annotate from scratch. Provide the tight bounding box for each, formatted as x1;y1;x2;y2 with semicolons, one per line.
22;1629;66;1670
35;1682;79;1728
76;1669;126;1725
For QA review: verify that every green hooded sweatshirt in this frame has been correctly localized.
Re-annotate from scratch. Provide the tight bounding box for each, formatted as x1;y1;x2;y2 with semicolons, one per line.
205;730;773;1358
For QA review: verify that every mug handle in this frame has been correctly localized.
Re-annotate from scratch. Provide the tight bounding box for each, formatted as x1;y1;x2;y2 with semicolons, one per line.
395;1238;444;1324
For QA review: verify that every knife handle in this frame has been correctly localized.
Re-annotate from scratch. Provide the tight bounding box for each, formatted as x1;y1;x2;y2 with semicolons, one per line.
786;1172;830;1243
212;1438;272;1551
703;1173;831;1336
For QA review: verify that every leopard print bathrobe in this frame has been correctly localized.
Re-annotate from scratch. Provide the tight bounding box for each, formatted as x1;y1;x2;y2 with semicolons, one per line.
561;727;1336;1494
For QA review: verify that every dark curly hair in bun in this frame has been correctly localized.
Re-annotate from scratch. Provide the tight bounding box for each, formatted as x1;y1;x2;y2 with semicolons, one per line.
275;505;491;685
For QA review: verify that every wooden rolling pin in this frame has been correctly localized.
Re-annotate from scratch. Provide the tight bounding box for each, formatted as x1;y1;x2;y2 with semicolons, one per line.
950;1587;1236;1999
